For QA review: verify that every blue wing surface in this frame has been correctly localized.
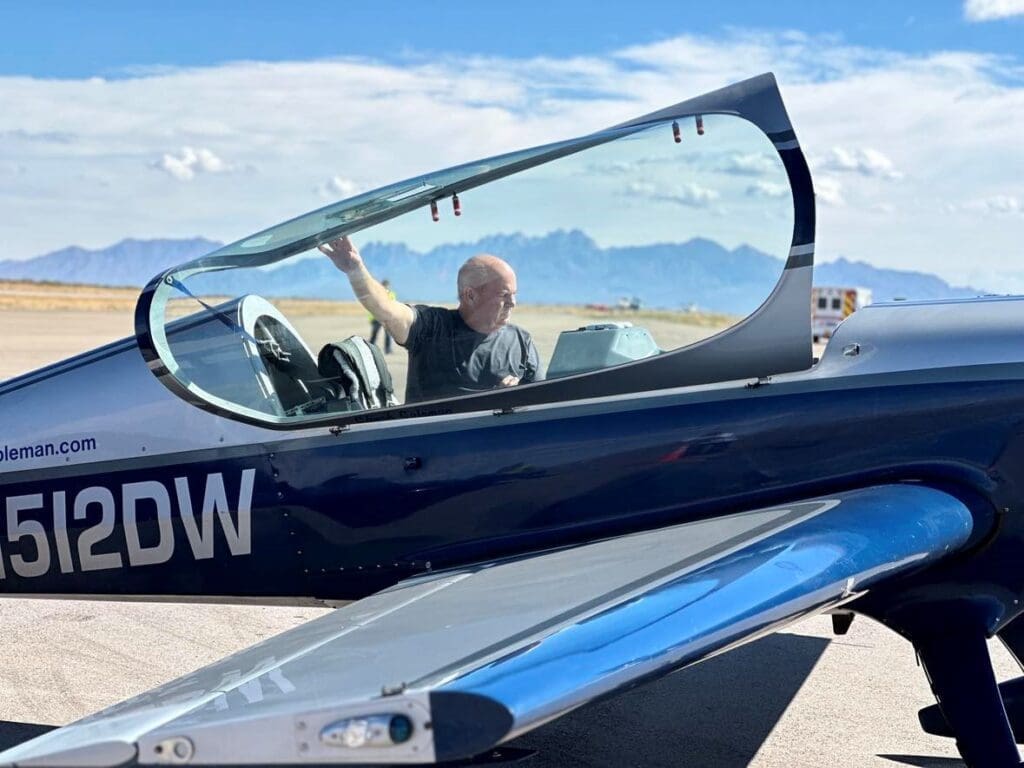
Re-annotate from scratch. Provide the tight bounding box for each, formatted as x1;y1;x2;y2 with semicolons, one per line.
0;485;973;766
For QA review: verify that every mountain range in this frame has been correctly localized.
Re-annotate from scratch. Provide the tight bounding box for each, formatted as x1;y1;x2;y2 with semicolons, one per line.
0;232;983;316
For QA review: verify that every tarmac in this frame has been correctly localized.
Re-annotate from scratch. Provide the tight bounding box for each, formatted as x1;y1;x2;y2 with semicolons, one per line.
0;599;1019;767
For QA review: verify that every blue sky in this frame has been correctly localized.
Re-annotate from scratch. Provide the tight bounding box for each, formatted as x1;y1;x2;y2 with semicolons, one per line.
0;0;1022;290
2;1;1022;78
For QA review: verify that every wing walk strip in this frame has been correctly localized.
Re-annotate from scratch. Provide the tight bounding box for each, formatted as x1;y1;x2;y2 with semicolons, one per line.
0;486;974;767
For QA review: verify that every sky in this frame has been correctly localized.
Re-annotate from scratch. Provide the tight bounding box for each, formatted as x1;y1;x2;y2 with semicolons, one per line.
0;0;1022;290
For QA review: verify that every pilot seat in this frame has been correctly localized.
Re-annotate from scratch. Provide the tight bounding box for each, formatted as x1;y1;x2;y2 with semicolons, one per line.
318;337;398;412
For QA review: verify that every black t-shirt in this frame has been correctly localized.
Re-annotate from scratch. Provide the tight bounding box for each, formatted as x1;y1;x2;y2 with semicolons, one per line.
401;305;541;402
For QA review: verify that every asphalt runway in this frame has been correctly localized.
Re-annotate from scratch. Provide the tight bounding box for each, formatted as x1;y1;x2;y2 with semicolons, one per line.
0;601;1018;766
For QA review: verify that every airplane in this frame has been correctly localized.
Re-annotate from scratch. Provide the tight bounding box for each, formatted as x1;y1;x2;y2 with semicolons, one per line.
0;71;1022;768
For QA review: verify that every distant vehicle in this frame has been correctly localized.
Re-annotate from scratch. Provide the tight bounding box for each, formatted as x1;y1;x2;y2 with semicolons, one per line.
812;285;872;342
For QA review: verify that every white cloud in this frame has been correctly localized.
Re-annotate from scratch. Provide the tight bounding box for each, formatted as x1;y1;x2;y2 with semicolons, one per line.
153;146;230;181
965;0;1024;21
317;175;363;199
721;152;778;176
962;194;1023;214
586;157;676;176
154;151;195;181
0;129;75;144
746;181;790;198
814;147;903;180
625;180;719;207
815;177;845;207
588;160;635;175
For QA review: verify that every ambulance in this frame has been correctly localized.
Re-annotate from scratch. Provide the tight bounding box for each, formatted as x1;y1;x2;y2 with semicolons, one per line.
812;286;872;342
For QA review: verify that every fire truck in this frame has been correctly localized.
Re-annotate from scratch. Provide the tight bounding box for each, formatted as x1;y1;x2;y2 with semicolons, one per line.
812;285;872;342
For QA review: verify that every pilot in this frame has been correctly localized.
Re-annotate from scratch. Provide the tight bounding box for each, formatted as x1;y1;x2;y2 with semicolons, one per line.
320;236;541;402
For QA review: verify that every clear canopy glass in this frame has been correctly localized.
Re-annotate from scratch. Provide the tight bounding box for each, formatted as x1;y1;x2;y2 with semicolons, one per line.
144;112;794;426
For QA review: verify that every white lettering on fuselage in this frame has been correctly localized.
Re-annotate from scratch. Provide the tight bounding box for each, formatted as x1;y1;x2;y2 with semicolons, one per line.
0;469;256;579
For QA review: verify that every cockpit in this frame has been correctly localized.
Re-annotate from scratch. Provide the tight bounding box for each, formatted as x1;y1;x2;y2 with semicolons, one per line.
137;75;813;428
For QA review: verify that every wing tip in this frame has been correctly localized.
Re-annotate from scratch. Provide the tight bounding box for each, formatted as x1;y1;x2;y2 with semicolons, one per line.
429;691;514;763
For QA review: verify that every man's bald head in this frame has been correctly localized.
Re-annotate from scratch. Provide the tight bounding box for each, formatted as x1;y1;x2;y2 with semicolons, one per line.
457;254;515;298
457;254;518;334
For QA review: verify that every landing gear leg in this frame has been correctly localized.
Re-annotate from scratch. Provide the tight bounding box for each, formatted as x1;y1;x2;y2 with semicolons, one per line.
915;629;1021;767
993;616;1024;742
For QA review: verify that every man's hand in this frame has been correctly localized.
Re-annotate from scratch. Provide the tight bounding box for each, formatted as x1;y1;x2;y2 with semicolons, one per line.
499;375;521;387
319;236;362;274
320;235;415;346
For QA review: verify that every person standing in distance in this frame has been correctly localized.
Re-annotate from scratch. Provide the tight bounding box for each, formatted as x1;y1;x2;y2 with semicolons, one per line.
368;278;395;354
320;236;541;403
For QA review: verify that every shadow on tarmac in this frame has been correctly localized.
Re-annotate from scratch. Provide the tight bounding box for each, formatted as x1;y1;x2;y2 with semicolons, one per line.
507;632;830;767
0;722;55;752
878;757;964;767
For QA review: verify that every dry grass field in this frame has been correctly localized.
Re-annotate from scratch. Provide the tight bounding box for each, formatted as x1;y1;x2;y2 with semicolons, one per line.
0;278;1014;766
0;279;735;398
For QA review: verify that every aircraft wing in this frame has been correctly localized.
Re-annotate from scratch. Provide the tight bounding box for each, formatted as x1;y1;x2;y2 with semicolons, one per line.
0;484;973;767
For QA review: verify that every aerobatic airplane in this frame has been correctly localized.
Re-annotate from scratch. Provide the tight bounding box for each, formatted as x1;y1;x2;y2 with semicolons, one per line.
1;73;1022;767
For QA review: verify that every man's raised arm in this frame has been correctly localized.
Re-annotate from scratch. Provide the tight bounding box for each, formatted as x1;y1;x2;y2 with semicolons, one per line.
319;236;415;345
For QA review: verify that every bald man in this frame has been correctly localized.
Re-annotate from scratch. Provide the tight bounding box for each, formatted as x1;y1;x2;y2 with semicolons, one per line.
320;236;541;402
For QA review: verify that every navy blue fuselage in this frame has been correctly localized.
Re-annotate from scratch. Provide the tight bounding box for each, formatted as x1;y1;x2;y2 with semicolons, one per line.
1;367;1022;637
